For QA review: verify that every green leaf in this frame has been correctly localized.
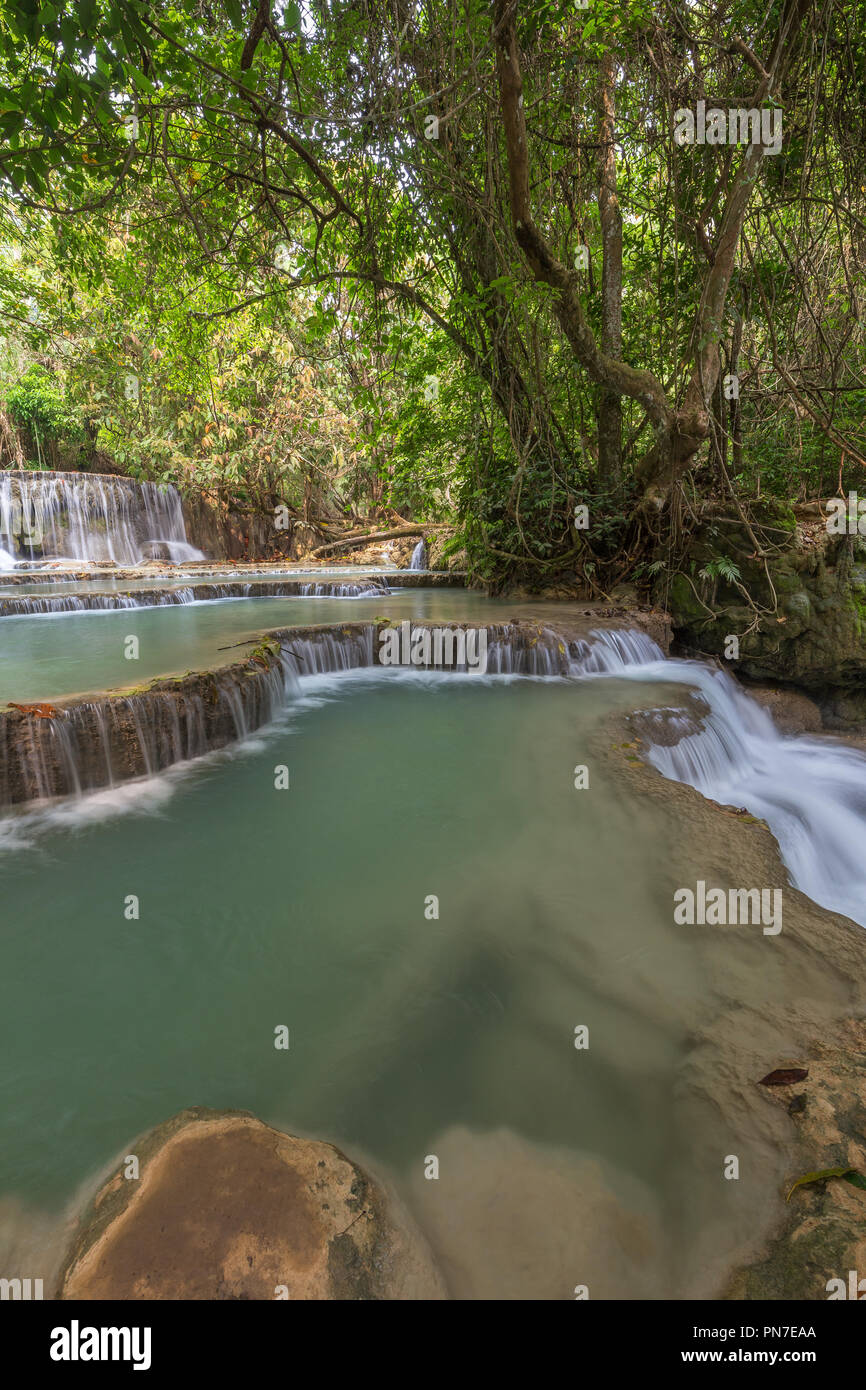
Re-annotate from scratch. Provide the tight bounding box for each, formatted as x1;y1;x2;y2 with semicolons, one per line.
125;63;156;95
786;1167;866;1201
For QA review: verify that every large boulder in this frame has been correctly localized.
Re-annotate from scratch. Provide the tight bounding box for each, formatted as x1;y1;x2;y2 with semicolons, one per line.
57;1108;446;1300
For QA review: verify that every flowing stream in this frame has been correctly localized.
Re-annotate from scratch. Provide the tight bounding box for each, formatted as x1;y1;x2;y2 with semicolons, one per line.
0;590;520;703
592;632;866;930
1;664;849;1300
1;598;864;1298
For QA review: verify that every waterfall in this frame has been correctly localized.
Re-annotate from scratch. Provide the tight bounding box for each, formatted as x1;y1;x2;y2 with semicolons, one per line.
0;470;205;565
0;623;640;806
0;577;389;616
485;626;569;675
296;581;388;598
0;578;389;617
485;625;662;677
1;592;153;615
0;651;296;806
580;628;866;929
7;612;866;941
0;626;379;808
409;539;427;570
281;626;376;676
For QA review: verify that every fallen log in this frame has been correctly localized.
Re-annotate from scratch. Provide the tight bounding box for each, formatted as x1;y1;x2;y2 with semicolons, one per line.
311;524;452;559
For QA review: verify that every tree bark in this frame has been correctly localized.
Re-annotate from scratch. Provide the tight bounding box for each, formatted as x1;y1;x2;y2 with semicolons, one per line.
311;525;447;558
729;310;743;475
596;46;622;488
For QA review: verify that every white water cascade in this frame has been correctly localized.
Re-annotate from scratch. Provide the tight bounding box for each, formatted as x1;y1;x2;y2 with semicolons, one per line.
581;628;866;930
0;470;205;565
0;577;389;615
4;613;865;938
409;539;427;570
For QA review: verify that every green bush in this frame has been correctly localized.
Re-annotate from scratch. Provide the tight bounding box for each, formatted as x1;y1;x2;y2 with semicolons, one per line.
5;364;84;445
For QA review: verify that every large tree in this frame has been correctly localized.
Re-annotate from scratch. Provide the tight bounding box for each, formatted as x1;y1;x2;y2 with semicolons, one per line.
0;0;864;581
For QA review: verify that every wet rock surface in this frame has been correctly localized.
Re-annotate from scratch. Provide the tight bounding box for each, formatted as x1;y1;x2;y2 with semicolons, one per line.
606;714;866;1300
744;684;824;735
662;505;866;727
0;563;467;589
725;1020;866;1301
626;692;710;746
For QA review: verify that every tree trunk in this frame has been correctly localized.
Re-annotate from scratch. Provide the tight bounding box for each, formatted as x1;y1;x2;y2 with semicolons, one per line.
709;371;726;475
596;46;622;488
311;524;447;558
493;0;812;507
730;311;743;475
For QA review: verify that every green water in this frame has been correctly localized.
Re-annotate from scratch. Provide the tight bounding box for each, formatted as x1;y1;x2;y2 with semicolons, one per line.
0;671;809;1297
0;590;518;703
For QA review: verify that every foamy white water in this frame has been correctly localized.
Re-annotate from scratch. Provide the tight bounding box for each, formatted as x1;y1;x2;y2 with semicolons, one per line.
0;471;204;565
582;629;866;929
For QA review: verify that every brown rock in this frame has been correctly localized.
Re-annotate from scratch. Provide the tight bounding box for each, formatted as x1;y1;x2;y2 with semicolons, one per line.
726;1020;866;1300
57;1108;446;1301
746;684;824;734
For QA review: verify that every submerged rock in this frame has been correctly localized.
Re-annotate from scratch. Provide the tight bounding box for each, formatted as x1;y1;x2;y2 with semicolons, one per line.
57;1108;446;1300
406;1126;664;1300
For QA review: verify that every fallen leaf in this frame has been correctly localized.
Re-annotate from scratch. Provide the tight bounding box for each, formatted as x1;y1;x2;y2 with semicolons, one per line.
759;1067;808;1086
786;1167;866;1201
7;701;61;719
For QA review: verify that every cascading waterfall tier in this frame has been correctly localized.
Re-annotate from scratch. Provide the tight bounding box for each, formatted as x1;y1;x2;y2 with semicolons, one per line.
0;621;583;807
7;610;866;940
0;577;390;616
0;566;466;590
0;470;205;565
582;627;866;930
0;624;378;807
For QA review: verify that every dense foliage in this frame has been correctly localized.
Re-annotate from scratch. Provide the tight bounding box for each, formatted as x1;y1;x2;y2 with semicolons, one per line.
0;0;863;585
